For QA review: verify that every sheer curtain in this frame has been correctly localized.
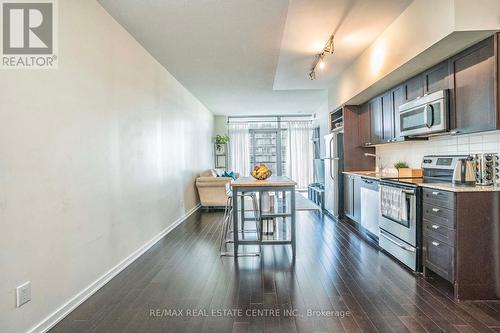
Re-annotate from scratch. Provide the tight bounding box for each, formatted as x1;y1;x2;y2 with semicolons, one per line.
228;122;250;176
286;121;313;188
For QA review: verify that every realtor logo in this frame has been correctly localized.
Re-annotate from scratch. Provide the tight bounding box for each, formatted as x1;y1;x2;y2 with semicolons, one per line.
1;0;58;68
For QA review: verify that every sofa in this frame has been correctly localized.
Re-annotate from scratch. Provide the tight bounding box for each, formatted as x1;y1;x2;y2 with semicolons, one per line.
196;169;238;208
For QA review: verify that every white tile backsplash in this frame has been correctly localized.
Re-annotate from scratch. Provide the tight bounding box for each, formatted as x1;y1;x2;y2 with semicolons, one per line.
469;135;483;144
457;136;469;145
483;133;499;142
377;130;500;171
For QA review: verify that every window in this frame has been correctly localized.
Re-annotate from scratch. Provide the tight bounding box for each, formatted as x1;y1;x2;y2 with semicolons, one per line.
228;115;313;188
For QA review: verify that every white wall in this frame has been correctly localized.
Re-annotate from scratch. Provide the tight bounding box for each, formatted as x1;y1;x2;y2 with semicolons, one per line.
377;131;500;173
214;115;228;136
454;0;500;31
312;100;329;158
0;1;213;332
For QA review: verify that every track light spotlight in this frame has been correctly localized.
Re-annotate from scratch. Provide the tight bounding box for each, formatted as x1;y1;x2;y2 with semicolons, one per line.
308;34;334;80
318;55;325;69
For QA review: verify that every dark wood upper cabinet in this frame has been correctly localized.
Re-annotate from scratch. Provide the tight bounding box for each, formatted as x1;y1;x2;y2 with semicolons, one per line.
404;75;424;102
369;97;383;144
346;33;499;148
391;85;405;141
423;61;450;94
404;61;449;103
358;102;371;146
450;36;497;134
381;91;394;142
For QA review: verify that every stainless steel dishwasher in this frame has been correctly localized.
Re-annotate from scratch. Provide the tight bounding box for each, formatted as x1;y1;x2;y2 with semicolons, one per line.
360;177;380;238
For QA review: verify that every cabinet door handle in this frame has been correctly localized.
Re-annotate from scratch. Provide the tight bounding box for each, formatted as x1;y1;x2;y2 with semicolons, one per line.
431;224;440;229
450;130;460;135
431;241;440;246
431;191;441;196
432;208;440;212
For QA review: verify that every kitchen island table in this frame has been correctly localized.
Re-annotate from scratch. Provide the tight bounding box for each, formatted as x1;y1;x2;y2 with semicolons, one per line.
229;176;297;258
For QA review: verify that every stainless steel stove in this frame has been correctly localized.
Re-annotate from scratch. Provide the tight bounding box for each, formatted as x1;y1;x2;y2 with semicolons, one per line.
378;155;467;272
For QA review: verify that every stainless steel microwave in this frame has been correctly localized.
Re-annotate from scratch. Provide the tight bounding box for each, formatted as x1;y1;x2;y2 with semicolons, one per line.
399;90;449;137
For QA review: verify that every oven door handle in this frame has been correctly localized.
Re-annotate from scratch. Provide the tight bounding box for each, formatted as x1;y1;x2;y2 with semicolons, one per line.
380;185;415;195
380;231;415;252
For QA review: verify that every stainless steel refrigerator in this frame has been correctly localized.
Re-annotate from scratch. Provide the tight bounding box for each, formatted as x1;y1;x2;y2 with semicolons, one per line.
323;130;344;218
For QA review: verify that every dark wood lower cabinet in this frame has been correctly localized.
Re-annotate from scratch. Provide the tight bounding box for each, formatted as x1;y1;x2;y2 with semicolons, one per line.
423;188;500;300
423;219;455;246
455;191;500;300
424;233;454;282
343;174;353;218
343;174;361;224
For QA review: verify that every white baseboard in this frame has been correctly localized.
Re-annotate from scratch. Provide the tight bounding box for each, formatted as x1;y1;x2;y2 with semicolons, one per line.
28;204;201;333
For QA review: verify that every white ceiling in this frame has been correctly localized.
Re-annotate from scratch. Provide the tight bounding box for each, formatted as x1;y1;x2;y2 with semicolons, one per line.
274;0;412;90
98;0;411;115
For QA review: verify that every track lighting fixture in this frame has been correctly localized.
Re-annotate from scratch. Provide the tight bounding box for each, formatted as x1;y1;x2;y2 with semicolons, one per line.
308;34;334;80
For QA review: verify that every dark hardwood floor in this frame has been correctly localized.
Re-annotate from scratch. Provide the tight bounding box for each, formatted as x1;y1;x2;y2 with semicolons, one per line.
50;210;500;333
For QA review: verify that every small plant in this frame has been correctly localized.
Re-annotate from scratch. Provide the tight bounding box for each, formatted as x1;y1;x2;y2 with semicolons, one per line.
394;161;409;169
214;134;230;149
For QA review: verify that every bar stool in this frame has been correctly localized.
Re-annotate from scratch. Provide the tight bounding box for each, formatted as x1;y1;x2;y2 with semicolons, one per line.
219;184;260;254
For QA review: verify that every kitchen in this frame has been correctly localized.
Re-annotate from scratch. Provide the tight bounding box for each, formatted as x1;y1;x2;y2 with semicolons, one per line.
323;33;500;301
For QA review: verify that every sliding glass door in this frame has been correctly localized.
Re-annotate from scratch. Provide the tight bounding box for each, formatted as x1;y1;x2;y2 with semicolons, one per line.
228;116;312;187
249;129;286;176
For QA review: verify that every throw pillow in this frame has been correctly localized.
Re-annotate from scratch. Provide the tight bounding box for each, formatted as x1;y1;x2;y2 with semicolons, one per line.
223;171;236;180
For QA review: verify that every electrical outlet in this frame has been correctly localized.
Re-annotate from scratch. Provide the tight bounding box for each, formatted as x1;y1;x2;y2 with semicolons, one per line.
16;281;31;307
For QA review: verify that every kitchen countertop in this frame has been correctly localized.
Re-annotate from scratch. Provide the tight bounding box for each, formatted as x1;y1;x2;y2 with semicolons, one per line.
342;170;398;180
416;182;500;192
342;171;500;192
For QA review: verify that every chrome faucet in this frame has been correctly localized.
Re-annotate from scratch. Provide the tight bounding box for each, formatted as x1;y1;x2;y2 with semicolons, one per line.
364;153;383;173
